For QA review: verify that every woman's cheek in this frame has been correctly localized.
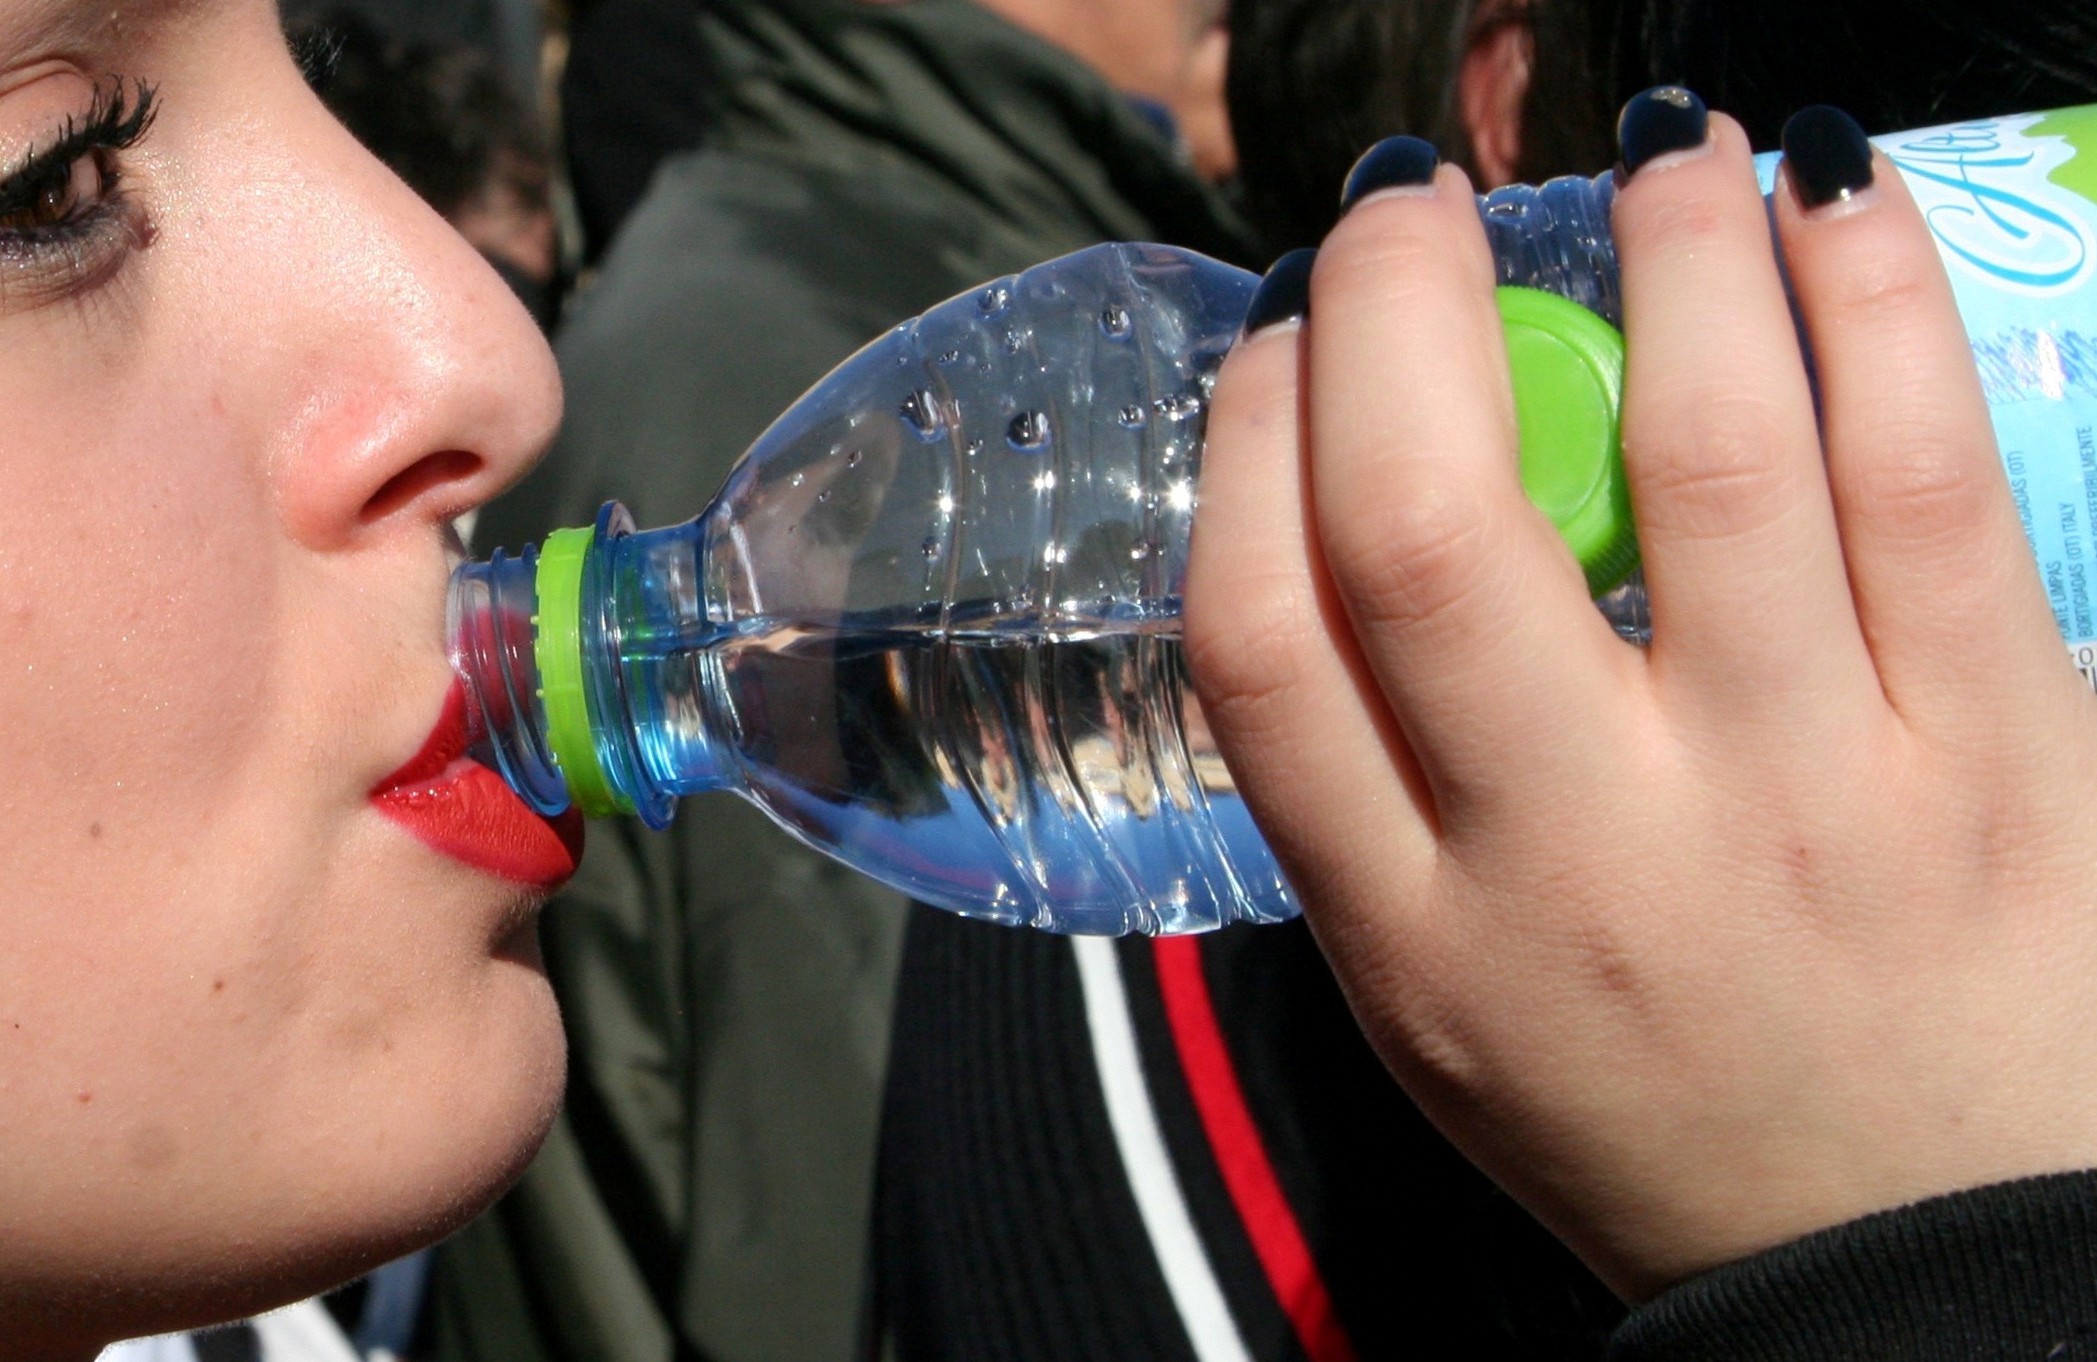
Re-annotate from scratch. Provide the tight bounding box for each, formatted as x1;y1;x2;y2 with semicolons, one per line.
0;418;276;815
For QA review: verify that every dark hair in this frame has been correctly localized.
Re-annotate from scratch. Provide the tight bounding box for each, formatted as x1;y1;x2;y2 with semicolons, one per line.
1226;0;2097;257
1590;0;2097;147
1226;0;1628;254
288;9;550;223
1227;0;1488;254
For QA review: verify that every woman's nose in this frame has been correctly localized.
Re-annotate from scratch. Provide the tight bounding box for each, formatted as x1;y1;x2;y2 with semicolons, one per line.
264;68;563;553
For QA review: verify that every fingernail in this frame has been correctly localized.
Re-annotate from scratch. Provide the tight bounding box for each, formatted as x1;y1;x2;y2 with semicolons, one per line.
1782;104;1875;210
1340;135;1440;212
1243;248;1317;335
1616;85;1709;176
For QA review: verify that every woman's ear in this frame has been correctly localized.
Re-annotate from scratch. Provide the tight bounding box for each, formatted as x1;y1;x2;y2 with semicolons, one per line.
1460;1;1533;187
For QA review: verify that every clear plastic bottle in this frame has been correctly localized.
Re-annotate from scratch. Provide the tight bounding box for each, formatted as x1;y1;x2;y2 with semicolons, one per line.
452;106;2097;932
451;222;1635;935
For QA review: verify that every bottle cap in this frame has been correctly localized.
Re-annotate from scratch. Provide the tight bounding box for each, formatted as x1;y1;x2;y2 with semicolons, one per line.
534;524;631;817
1497;286;1639;593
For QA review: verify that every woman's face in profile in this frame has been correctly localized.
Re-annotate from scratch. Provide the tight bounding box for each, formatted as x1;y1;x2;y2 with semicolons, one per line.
0;0;568;1349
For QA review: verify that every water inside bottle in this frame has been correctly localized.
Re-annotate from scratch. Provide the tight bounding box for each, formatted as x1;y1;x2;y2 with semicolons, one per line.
630;609;1298;935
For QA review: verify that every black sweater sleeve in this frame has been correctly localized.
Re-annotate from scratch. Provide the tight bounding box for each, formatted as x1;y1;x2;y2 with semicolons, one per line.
1608;1170;2097;1361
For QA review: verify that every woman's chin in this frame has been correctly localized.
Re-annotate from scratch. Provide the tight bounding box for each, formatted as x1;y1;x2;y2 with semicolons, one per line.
11;973;568;1352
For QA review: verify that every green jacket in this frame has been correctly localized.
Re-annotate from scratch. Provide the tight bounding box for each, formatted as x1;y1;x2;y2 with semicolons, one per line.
427;3;1256;1358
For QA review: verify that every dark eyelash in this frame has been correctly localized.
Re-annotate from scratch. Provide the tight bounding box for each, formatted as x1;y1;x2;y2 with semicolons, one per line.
0;79;159;223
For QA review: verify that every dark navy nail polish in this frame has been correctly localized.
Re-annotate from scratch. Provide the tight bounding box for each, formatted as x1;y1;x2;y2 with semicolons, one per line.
1340;136;1440;212
1616;85;1708;175
1782;104;1875;209
1243;248;1317;334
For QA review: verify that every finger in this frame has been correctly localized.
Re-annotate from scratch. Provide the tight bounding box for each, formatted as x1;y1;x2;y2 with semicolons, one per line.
1771;105;2088;738
1306;157;1631;820
1187;250;1439;899
1611;105;1879;719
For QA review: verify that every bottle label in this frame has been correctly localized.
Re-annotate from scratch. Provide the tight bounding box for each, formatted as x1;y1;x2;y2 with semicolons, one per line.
1757;107;2097;677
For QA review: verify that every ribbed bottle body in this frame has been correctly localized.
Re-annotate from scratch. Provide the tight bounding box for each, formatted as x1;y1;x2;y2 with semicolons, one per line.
629;244;1296;932
458;211;1645;932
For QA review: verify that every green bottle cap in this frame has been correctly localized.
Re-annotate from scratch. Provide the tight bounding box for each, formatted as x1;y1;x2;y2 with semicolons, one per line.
533;525;632;817
1497;286;1639;593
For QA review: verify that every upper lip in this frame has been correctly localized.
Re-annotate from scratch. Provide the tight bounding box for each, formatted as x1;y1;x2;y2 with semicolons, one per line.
371;682;583;888
372;684;475;795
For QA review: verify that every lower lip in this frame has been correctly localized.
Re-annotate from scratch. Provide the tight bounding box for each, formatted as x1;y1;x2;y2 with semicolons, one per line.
374;759;584;888
372;687;584;888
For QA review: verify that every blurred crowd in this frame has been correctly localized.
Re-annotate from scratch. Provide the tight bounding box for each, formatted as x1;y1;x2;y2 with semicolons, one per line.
105;0;2097;1359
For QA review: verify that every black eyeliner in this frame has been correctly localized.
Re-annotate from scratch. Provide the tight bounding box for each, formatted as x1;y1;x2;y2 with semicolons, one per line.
0;79;160;308
0;80;158;222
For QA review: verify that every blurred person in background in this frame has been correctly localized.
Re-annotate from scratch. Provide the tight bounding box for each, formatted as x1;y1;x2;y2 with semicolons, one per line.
290;8;562;329
285;0;546;123
424;3;1259;1361
559;0;714;262
1229;0;1616;250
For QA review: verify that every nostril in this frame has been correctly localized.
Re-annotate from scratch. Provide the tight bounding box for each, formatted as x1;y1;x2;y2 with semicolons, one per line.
360;449;486;525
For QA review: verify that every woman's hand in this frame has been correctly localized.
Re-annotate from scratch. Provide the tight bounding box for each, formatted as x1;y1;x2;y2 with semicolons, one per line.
1187;97;2097;1299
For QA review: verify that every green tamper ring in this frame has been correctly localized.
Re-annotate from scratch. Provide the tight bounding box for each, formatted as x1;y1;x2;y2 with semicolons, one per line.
1497;286;1639;593
533;526;630;817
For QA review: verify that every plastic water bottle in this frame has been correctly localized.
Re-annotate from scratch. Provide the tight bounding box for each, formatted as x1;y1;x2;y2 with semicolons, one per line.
452;105;2097;933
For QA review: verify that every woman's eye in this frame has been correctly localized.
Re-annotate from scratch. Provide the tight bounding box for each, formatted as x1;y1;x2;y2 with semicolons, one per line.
0;81;158;307
0;151;104;232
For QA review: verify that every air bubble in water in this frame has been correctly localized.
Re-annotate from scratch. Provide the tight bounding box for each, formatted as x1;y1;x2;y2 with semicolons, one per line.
1007;410;1050;452
939;348;962;365
899;389;946;441
1130;540;1154;561
1100;305;1131;338
845;449;863;468
816;489;832;502
790;472;805;488
921;536;942;560
1117;405;1146;429
978;284;1012;317
1002;329;1028;355
1152;392;1203;421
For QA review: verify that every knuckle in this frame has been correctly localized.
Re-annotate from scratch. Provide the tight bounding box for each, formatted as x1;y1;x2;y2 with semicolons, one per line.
1630;395;1803;539
1183;585;1323;738
1842;433;1996;544
1319;476;1501;633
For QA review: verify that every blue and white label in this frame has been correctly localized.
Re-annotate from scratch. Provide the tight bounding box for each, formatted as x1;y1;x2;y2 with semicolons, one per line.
1758;106;2097;666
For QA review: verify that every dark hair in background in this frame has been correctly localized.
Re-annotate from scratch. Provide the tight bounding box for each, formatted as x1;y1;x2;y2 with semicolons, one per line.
1590;0;2097;148
561;0;713;264
1227;0;1487;254
290;8;550;224
1227;0;2097;258
1225;0;1622;255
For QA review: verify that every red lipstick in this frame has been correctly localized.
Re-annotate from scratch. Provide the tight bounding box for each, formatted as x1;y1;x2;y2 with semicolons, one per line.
372;685;584;888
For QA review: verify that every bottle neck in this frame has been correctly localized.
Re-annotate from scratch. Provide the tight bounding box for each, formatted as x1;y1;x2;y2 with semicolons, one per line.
597;515;735;809
447;543;571;816
447;504;731;829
